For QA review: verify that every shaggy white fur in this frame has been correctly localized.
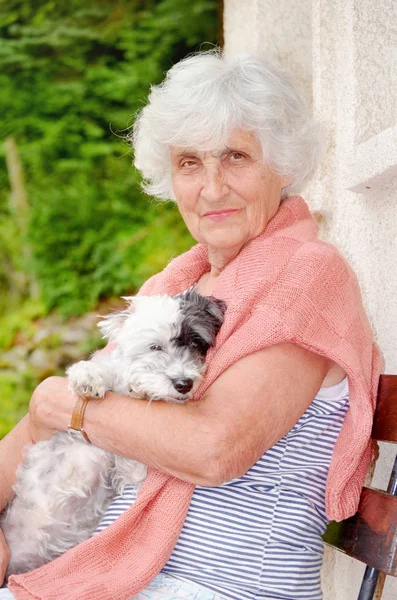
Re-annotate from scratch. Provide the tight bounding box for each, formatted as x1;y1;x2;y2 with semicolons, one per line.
1;291;226;579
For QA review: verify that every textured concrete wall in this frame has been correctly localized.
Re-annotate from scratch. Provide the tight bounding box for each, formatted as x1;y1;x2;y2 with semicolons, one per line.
224;0;313;101
224;1;397;598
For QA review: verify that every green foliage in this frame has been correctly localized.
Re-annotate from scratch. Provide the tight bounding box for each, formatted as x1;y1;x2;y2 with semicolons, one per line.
0;0;218;315
0;0;219;435
0;370;37;439
0;300;45;350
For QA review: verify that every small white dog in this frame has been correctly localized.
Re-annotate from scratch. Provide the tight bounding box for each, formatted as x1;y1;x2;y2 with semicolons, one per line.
1;290;226;579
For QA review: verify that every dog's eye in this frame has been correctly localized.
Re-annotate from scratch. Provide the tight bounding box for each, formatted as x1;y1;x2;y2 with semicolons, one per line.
149;344;163;351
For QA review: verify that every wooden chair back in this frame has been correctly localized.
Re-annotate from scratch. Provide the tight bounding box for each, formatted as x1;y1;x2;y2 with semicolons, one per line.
323;375;397;585
372;376;397;445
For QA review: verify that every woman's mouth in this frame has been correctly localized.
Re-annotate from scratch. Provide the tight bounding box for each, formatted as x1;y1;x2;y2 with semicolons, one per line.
204;209;240;222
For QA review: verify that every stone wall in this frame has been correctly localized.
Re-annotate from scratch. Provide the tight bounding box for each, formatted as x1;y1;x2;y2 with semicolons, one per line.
224;1;397;598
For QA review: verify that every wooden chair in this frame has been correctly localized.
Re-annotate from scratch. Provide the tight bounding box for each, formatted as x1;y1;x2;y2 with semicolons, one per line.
322;374;397;600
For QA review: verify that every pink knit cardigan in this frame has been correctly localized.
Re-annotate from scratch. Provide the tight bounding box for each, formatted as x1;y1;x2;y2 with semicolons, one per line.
9;196;382;600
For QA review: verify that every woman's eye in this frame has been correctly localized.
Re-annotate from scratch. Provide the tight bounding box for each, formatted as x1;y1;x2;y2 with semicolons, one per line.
180;160;198;169
229;152;245;162
150;344;163;351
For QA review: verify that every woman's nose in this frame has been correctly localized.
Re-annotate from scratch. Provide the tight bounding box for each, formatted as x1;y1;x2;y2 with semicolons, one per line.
201;166;229;202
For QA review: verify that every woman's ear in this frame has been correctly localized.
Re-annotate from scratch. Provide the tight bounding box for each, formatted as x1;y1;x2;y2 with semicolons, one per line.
280;173;294;189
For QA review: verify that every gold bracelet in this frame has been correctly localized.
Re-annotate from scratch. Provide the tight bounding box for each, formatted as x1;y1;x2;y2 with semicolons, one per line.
68;395;91;443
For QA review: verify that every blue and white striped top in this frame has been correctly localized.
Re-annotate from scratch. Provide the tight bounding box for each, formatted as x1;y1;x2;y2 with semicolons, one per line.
96;378;349;600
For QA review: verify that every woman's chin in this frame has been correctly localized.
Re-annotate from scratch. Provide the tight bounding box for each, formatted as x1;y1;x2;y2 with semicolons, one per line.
201;231;247;251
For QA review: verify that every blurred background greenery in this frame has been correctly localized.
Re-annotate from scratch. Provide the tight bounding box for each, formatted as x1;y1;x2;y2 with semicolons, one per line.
0;0;220;437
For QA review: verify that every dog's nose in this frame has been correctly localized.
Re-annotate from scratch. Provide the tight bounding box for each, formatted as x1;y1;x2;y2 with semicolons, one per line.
172;378;194;394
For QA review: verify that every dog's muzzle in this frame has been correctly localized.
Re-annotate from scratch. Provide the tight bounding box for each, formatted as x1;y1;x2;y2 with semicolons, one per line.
172;378;194;395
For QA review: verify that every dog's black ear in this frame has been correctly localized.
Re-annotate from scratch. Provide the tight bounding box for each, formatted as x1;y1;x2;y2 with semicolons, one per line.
97;297;136;341
175;290;227;354
177;290;227;328
205;297;227;329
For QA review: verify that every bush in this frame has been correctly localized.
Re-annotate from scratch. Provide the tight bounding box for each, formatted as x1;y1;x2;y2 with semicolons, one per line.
0;0;219;436
0;0;219;315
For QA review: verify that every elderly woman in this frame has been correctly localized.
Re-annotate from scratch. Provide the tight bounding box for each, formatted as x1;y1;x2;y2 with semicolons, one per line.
0;51;380;600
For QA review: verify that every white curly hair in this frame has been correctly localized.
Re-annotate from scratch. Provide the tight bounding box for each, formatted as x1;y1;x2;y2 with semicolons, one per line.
130;49;324;200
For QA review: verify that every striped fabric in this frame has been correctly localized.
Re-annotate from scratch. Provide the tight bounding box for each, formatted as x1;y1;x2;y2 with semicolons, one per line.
96;378;349;600
95;488;137;532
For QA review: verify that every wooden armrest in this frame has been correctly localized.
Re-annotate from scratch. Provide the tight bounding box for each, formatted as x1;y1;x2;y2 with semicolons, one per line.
372;375;397;443
323;487;397;576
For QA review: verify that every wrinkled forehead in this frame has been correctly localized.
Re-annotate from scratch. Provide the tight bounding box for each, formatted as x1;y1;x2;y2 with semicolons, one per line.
170;129;261;159
171;146;227;160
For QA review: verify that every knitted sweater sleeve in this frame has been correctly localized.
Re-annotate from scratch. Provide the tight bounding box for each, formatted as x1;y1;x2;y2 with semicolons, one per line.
137;272;164;295
264;243;381;520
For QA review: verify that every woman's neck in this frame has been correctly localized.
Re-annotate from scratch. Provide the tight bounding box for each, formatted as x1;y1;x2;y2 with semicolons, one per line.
195;245;241;295
207;245;241;278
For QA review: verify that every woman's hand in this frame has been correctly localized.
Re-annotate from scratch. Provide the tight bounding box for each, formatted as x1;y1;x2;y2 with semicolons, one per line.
0;527;10;586
29;376;75;444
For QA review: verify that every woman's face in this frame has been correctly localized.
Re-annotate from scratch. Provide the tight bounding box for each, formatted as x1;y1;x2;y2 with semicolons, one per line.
171;129;291;256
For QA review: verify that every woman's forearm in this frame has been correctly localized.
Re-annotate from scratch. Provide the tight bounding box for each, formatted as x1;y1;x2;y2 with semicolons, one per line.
30;343;330;489
0;415;33;510
84;391;221;485
30;377;224;486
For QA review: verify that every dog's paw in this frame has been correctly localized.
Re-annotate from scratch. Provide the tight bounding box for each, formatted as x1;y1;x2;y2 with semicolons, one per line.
66;361;108;398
